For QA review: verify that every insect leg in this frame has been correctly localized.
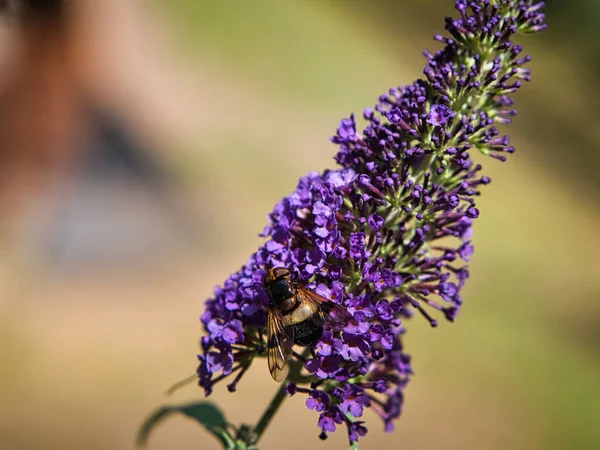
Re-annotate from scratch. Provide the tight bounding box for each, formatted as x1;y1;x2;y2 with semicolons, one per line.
292;350;308;363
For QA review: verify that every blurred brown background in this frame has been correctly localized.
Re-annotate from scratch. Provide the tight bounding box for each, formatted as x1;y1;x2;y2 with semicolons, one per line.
0;1;598;449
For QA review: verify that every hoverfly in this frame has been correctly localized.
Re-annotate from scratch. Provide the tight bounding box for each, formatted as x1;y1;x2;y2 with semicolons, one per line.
263;267;351;382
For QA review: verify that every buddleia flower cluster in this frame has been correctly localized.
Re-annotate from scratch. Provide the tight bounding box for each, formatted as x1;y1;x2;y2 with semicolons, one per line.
197;0;545;446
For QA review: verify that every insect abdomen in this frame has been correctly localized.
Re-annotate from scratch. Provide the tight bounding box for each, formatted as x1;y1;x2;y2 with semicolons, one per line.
287;317;323;347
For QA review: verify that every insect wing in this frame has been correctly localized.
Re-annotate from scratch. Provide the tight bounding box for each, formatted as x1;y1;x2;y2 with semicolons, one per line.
296;287;352;330
267;308;293;382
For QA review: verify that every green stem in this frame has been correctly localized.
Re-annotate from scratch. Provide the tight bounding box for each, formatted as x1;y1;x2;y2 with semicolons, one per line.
250;380;288;445
249;348;310;445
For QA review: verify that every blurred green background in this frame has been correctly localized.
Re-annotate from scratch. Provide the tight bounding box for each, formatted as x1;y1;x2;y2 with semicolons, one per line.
1;1;599;449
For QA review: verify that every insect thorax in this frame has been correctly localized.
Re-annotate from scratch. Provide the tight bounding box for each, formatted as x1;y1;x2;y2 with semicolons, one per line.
266;278;295;305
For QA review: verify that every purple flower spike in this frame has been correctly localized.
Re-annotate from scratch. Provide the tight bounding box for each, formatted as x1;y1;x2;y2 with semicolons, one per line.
193;1;545;446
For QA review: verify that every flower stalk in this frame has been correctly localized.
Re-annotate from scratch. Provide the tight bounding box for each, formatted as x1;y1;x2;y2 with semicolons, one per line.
248;348;310;446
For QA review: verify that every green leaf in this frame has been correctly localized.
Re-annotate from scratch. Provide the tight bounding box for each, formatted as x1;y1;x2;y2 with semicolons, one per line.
349;441;359;450
137;401;236;449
